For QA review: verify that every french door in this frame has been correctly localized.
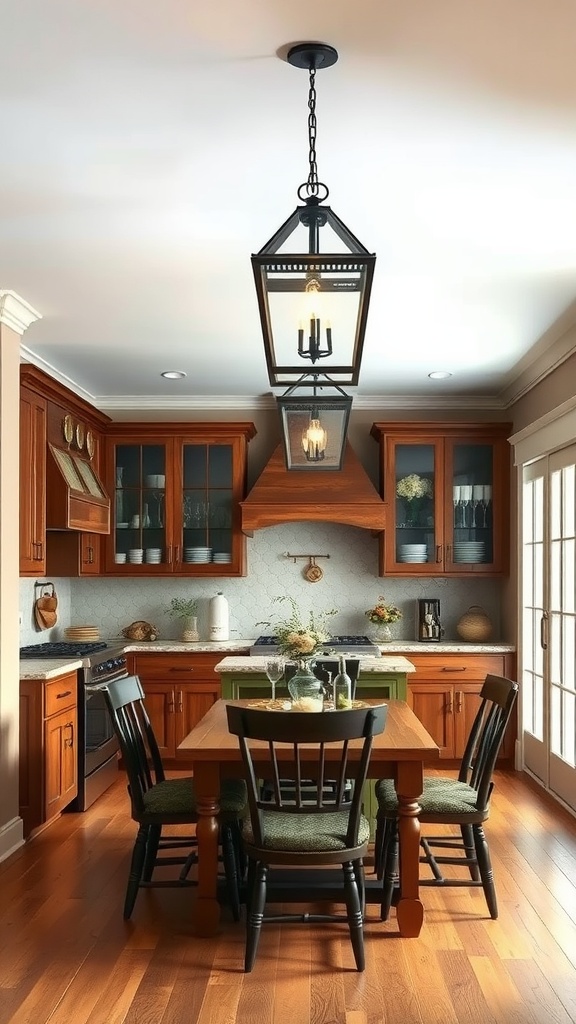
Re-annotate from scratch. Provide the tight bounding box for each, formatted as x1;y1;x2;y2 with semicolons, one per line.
521;444;576;812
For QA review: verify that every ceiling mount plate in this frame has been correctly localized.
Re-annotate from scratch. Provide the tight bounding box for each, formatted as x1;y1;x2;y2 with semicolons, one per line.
287;43;338;71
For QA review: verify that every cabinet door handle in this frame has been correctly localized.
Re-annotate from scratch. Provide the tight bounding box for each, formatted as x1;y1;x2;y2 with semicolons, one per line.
177;690;183;713
455;690;463;713
445;544;451;562
56;690;73;699
435;545;442;563
168;690;175;713
169;667;195;672
540;612;548;650
441;667;466;673
446;694;453;714
167;545;173;565
87;545;94;564
175;546;180;564
64;722;74;747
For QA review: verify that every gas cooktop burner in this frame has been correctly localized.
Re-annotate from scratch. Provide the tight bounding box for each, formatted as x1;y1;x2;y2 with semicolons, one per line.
250;635;380;656
20;641;109;659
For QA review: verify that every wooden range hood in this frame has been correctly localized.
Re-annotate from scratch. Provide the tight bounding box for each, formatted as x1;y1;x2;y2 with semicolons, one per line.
240;442;387;535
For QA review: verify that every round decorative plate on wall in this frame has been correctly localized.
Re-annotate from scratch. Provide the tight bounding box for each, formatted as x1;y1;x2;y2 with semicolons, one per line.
62;413;73;444
85;429;95;459
75;421;85;450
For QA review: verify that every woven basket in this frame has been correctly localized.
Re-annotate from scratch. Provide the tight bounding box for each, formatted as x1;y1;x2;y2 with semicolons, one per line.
456;606;492;642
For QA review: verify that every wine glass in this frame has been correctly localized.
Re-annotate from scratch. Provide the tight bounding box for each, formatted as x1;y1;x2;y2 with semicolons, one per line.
265;657;284;702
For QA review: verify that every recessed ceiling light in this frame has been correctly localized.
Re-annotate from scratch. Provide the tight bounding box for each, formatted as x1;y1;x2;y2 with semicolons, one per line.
428;371;453;380
161;370;187;380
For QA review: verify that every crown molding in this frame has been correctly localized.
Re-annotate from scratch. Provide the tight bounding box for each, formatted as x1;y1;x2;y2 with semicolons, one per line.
497;309;576;408
0;291;41;335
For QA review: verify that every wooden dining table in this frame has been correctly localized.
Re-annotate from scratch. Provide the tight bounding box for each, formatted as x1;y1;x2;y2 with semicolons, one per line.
176;698;439;938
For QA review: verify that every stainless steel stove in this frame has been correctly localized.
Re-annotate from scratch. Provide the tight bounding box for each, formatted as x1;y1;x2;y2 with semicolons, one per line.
250;635;380;657
20;640;128;810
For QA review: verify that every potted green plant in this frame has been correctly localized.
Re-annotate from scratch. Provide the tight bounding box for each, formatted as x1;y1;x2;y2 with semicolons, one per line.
167;597;200;642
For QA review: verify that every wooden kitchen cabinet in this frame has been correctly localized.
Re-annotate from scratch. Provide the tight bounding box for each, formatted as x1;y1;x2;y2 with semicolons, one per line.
104;423;256;576
19;671;78;837
370;421;512;577
405;652;516;763
20;385;47;575
45;530;102;576
128;652;222;764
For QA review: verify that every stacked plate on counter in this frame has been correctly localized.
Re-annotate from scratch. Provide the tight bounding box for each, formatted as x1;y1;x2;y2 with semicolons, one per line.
184;546;212;563
453;541;485;563
65;625;100;641
212;551;231;563
398;543;428;563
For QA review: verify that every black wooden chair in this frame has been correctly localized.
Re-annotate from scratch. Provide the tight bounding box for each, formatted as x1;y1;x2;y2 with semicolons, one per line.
103;675;246;920
374;673;518;920
226;702;388;972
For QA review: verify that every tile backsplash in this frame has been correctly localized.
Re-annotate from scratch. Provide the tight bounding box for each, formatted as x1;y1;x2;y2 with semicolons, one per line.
20;523;503;647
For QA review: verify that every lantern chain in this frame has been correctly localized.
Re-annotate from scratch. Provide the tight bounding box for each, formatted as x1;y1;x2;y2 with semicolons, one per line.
306;67;319;197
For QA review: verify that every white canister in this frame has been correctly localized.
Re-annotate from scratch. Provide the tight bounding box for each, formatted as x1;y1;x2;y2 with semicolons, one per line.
209;592;229;641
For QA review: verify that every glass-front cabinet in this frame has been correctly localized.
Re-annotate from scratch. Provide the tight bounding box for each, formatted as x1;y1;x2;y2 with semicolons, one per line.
370;422;512;576
103;424;256;576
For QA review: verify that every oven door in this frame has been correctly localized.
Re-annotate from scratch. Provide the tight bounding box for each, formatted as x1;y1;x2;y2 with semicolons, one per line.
84;681;121;774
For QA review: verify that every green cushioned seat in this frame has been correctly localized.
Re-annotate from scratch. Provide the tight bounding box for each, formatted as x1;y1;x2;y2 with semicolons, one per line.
142;776;247;817
375;776;478;816
242;810;371;852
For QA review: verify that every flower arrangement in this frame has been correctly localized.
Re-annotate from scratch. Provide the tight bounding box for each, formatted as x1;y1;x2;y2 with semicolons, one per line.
396;474;433;500
365;596;402;626
167;597;198;620
257;596;337;664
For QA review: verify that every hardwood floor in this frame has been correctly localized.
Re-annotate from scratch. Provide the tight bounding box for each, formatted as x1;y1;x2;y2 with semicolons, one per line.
1;770;576;1024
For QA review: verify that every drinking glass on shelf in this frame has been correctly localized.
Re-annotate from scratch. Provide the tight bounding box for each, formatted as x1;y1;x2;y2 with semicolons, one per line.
481;485;492;527
265;657;284;702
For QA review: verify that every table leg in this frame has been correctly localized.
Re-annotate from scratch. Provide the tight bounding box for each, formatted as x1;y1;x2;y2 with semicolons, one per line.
192;763;221;936
394;761;424;937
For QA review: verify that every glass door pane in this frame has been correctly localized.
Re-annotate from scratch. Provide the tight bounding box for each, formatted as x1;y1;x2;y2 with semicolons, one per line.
182;444;233;567
521;460;547;784
548;446;576;811
115;444;166;567
394;444;435;567
451;443;493;566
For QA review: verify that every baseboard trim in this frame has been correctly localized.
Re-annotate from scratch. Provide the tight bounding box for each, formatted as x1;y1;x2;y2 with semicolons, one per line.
0;816;25;863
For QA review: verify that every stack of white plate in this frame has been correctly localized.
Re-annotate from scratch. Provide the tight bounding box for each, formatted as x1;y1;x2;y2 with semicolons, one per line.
128;547;144;563
65;626;100;641
145;547;162;563
184;546;212;563
398;543;428;563
212;552;232;563
454;542;486;563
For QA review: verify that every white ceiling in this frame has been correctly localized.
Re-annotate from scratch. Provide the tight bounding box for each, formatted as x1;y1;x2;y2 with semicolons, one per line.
3;0;576;410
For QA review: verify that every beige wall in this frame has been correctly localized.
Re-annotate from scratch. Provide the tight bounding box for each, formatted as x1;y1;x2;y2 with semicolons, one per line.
0;322;24;859
503;351;576;659
511;350;576;432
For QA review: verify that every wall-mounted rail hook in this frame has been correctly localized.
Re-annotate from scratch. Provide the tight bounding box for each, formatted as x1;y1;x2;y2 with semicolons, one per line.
285;553;330;564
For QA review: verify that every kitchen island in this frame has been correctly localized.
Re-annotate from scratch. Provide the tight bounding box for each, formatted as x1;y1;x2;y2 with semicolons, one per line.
215;654;415;702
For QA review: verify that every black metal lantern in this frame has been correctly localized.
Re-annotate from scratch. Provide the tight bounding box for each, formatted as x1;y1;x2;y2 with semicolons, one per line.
252;43;376;390
276;374;352;471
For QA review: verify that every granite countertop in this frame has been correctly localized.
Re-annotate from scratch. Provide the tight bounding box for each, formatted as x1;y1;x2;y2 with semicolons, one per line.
122;639;252;654
215;655;417;674
19;637;514;680
372;642;516;654
20;658;84;680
